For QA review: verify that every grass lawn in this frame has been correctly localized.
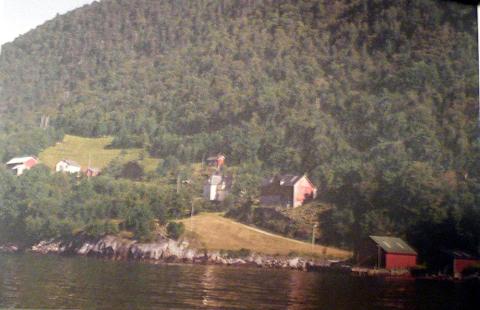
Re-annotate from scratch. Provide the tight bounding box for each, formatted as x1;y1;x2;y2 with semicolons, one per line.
179;213;351;259
38;135;160;172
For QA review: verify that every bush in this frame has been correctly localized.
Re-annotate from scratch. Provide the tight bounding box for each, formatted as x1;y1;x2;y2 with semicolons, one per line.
167;222;185;240
84;220;120;238
462;263;480;277
121;161;145;180
125;204;154;241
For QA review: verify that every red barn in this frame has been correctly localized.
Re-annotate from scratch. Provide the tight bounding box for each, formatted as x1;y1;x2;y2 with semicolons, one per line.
260;174;317;208
5;156;38;176
358;236;417;269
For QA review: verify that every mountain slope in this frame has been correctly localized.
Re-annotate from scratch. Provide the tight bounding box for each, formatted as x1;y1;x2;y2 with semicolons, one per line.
0;0;479;252
0;1;477;185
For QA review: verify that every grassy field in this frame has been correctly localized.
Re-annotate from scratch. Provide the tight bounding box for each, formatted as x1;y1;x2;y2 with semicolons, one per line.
39;135;160;172
179;213;351;259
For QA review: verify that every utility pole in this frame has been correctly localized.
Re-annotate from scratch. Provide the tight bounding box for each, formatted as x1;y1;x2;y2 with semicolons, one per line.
88;153;91;180
190;200;194;232
312;223;318;251
176;174;181;193
477;4;480;131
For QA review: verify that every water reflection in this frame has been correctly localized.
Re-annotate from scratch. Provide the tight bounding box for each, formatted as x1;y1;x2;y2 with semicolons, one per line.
0;253;478;309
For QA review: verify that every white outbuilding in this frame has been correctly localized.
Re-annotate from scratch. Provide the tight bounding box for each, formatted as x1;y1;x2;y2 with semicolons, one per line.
56;159;81;174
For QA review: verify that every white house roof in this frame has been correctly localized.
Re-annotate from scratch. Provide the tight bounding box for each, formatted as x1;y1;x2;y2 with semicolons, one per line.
6;156;35;165
59;159;81;167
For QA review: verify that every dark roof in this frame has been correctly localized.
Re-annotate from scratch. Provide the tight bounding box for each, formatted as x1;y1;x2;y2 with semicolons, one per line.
440;249;479;260
279;175;303;186
370;236;417;255
262;174;318;188
263;174;303;187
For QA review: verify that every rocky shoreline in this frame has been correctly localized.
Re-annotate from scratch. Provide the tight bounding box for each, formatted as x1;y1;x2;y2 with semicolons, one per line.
1;235;333;271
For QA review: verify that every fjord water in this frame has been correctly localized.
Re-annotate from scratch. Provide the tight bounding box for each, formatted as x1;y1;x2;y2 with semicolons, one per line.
0;253;478;309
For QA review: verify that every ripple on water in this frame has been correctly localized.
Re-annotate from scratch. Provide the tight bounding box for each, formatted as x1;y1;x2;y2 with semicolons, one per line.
0;253;478;309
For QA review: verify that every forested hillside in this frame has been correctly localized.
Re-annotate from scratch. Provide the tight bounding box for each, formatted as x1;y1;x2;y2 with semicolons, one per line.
0;0;479;258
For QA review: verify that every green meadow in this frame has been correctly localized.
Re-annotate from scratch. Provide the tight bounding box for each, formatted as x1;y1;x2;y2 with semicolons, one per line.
38;135;160;172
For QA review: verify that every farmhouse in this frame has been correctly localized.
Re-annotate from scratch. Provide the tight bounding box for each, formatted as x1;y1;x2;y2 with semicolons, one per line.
56;159;81;174
260;174;317;208
5;156;38;176
358;236;417;270
203;173;232;202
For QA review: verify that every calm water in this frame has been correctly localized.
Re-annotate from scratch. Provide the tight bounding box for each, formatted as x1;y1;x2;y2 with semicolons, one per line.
0;253;478;309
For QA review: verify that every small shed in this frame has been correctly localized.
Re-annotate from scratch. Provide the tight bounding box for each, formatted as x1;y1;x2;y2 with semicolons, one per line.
206;154;225;169
436;250;480;279
85;167;101;177
359;236;417;270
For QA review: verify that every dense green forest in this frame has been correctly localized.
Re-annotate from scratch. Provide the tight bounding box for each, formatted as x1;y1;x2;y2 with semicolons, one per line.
0;0;479;262
0;164;200;244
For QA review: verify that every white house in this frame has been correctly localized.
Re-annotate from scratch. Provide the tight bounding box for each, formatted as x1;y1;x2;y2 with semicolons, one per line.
5;156;38;176
56;159;81;174
203;173;232;202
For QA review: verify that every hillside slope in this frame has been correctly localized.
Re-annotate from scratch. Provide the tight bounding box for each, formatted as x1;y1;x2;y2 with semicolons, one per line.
0;0;477;185
0;0;479;255
179;213;350;258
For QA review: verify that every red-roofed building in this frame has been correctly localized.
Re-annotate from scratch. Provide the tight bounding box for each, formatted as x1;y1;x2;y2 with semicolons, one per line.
5;156;38;176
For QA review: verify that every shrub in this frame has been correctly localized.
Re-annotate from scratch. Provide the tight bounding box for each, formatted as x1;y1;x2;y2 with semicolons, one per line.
167;222;185;240
462;263;480;277
125;204;154;241
121;161;145;180
84;220;120;238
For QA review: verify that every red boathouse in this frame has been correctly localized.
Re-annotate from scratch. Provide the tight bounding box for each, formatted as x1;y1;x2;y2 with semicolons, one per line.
359;236;417;269
436;250;480;279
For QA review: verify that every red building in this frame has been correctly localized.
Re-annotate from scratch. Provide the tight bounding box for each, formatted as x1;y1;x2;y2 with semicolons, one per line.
5;156;39;176
436;250;480;279
260;174;317;208
206;154;225;169
358;236;417;269
84;167;100;177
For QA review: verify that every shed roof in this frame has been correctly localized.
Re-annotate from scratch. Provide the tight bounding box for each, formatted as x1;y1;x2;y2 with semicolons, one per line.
440;249;479;260
370;236;417;255
6;156;36;165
